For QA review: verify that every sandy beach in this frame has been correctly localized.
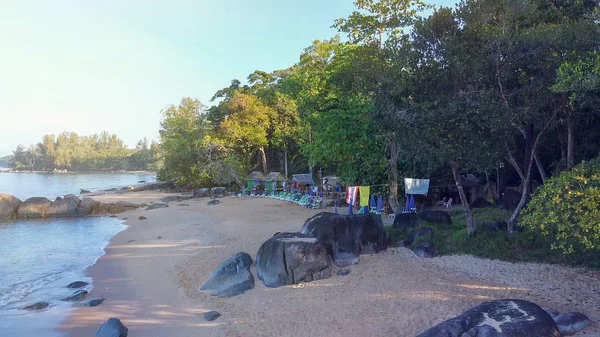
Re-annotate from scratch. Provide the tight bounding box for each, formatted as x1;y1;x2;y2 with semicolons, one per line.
59;191;600;336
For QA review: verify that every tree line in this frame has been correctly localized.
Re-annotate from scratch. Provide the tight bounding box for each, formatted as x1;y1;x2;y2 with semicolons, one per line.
9;131;159;172
158;0;600;236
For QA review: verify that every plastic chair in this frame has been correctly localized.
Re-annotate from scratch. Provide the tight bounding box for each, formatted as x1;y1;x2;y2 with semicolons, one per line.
443;197;453;208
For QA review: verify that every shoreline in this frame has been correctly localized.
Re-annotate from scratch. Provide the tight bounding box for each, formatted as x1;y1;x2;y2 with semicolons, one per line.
0;169;156;175
55;192;600;336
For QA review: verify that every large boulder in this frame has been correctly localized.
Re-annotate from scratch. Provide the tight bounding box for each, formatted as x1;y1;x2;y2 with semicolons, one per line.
256;232;332;288
301;212;389;267
77;198;100;216
61;289;88;301
554;312;590;336
419;210;451;225
403;227;434;246
17;197;52;218
145;203;168;211
392;212;420;232
470;197;494;208
416;299;560;337
413;242;438;258
96;318;128;337
160;195;192;203
23;302;49;310
200;252;254;298
211;187;227;198
47;196;81;217
192;188;210;198
0;193;22;220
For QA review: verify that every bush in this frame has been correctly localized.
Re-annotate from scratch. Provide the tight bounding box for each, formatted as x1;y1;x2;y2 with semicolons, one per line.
521;158;600;254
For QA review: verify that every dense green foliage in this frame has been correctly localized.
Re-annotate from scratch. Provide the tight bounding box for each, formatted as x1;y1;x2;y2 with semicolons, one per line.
156;0;600;239
388;208;600;268
521;158;600;254
9;132;158;172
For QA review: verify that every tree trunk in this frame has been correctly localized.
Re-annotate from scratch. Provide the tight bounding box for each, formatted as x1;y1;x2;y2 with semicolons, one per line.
258;147;268;174
284;147;288;178
533;150;547;183
388;135;400;213
451;162;475;235
567;112;574;169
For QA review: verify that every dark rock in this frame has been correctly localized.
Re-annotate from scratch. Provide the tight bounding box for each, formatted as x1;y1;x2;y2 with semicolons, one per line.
0;193;22;220
543;307;559;318
419;210;452;225
139;203;148;208
139;216;147;220
47;196;81;217
61;289;88;301
301;212;389;267
131;180;175;192
192;188;210;198
210;187;227;198
416;299;560;337
104;188;118;192
337;268;351;276
127;240;135;243
554;312;590;336
207;200;222;205
469;197;494;208
256;232;332;288
200;252;254;298
77;198;99;216
66;281;89;288
107;201;139;213
479;220;508;232
82;297;105;307
120;186;134;191
413;242;438;258
63;194;78;200
157;236;162;239
392;212;420;232
23;302;49;310
502;189;521;210
160;195;192;203
137;180;146;183
403;227;434;246
203;310;221;321
80;189;91;194
146;203;168;210
17;197;52;218
178;203;190;206
109;215;118;218
96;318;128;337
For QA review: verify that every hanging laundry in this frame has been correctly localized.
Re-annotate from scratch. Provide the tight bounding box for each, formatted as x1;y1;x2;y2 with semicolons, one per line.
346;186;358;205
359;186;370;207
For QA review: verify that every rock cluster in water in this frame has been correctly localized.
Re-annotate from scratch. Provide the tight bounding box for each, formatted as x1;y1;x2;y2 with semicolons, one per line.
0;193;140;220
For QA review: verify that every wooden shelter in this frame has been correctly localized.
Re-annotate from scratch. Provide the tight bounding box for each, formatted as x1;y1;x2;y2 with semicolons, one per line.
265;172;288;191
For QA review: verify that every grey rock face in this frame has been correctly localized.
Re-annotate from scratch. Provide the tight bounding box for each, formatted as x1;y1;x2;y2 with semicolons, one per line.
96;318;128;337
554;312;590;336
200;252;255;298
256;232;332;288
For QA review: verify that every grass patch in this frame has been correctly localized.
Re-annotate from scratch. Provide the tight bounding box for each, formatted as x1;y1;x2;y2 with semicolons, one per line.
388;208;600;269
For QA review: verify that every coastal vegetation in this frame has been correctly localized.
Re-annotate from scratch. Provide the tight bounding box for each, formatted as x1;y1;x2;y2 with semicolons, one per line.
8;132;159;172
158;0;600;233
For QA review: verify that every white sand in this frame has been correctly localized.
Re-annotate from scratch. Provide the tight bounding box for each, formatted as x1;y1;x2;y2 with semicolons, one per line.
61;193;600;336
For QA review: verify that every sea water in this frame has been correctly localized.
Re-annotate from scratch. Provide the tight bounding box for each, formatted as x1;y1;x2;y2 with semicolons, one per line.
0;171;151;335
0;217;126;335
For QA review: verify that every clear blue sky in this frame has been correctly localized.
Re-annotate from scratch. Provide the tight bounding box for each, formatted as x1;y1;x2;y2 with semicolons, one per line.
0;0;456;156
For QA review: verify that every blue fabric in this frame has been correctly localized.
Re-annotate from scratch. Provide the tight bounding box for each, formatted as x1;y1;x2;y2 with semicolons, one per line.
377;195;383;213
370;194;376;208
348;196;353;215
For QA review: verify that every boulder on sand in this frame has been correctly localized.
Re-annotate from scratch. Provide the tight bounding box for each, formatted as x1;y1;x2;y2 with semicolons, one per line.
413;242;438;258
61;289;88;301
256;232;332;288
200;252;254;298
418;210;451;225
17;197;52;218
0;193;22;220
554;312;590;336
145;203;168;211
392;212;420;232
82;298;105;307
416;299;561;337
301;212;389;267
96;318;128;337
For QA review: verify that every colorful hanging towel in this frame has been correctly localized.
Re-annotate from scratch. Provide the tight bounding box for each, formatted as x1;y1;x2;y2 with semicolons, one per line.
359;186;370;207
346;186;358;204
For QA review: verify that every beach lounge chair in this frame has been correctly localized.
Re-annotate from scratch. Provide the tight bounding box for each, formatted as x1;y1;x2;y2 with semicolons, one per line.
443;197;453;208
